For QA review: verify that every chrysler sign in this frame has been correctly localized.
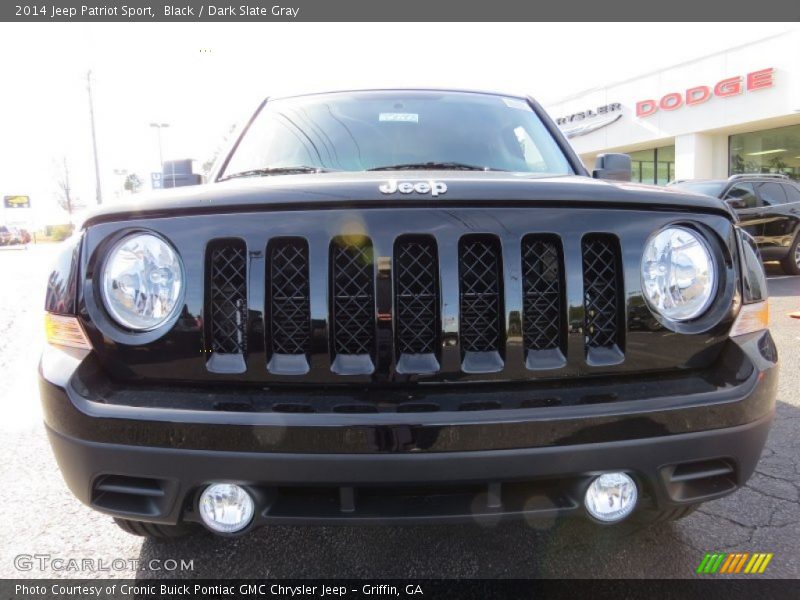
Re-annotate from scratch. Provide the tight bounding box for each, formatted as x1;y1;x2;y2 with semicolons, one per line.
636;68;774;117
555;103;623;138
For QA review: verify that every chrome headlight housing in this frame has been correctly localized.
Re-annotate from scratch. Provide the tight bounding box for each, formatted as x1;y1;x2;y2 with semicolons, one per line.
641;226;716;321
101;232;184;331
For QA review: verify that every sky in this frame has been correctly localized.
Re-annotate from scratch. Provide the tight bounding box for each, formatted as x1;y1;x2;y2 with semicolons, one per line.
0;22;794;227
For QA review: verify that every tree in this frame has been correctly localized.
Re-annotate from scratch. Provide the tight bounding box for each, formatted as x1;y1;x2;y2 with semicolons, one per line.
123;173;143;194
54;157;85;223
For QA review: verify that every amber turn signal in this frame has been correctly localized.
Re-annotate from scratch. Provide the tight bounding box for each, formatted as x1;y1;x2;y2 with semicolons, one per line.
44;313;92;350
729;300;769;338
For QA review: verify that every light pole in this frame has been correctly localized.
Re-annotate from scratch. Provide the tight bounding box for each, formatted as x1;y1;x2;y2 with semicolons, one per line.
149;122;170;169
87;71;103;205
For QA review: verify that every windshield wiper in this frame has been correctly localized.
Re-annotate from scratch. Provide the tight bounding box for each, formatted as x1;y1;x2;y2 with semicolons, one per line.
368;161;505;172
219;166;336;181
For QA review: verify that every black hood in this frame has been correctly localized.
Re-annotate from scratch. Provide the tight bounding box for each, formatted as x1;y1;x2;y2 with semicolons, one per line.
83;172;732;227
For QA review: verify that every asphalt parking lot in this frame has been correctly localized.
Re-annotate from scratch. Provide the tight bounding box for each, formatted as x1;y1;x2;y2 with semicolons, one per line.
0;243;798;579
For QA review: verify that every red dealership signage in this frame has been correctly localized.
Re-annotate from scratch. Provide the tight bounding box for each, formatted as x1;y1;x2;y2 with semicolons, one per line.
636;68;774;117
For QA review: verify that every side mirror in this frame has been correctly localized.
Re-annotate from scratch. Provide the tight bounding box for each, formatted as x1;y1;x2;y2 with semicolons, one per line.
162;159;203;188
593;153;632;182
725;197;746;210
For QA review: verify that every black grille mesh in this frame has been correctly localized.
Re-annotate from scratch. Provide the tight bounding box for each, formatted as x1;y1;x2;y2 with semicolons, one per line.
459;237;502;353
582;236;621;349
209;242;247;355
268;240;310;355
200;233;627;373
331;238;375;356
395;238;439;355
522;237;562;351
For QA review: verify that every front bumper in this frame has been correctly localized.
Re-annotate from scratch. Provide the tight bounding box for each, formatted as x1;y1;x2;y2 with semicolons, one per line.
40;331;778;527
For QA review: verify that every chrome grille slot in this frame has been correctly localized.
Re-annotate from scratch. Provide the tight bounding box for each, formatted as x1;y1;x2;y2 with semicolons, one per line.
458;235;504;373
582;235;624;366
206;239;248;374
521;235;566;370
266;238;311;375
394;236;440;374
330;236;376;375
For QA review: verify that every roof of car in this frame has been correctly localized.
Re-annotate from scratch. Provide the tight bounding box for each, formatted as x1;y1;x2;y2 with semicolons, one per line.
266;88;533;103
672;174;795;186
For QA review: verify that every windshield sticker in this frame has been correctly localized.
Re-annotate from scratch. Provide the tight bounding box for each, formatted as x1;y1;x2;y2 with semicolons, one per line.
379;113;419;123
502;97;529;110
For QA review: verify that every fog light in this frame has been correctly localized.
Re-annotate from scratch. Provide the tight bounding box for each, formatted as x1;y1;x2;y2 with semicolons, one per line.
198;483;254;533
584;472;638;523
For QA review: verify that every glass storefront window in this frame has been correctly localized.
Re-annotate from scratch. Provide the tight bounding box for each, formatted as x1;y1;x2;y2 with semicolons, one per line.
629;145;675;185
729;124;800;181
629;149;654;184
655;145;675;185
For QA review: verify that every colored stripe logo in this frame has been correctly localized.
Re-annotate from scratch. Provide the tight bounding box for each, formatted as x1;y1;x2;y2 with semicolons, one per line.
696;552;773;574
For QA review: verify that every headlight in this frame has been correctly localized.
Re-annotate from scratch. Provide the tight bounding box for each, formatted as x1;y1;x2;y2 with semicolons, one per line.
641;226;716;321
101;232;184;331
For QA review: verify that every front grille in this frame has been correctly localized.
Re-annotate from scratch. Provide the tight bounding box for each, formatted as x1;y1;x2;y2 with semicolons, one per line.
200;229;630;378
394;236;439;356
582;235;624;363
458;236;503;355
330;237;376;365
207;240;248;357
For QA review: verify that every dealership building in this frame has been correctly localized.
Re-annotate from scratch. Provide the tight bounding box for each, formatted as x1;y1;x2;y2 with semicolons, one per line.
545;30;800;184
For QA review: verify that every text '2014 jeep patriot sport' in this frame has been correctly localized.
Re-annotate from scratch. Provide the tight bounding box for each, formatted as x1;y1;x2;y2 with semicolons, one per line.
40;89;777;538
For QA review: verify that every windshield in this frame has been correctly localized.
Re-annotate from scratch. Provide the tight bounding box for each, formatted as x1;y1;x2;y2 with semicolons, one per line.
669;181;725;197
220;91;574;179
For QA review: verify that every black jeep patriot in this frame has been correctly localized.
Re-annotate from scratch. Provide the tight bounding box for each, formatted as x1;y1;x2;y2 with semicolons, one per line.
40;89;777;538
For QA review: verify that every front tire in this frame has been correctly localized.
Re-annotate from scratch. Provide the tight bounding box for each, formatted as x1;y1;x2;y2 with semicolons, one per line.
780;233;800;275
113;518;199;540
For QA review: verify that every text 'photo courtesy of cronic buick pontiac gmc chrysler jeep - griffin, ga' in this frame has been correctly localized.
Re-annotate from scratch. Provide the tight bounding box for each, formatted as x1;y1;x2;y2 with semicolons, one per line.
40;89;777;538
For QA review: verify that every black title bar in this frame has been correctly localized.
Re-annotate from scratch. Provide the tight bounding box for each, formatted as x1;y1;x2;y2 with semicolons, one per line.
3;0;800;21
1;579;799;600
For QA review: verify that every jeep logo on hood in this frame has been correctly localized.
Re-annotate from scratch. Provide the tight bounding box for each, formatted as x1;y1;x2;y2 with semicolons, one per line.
379;180;448;197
